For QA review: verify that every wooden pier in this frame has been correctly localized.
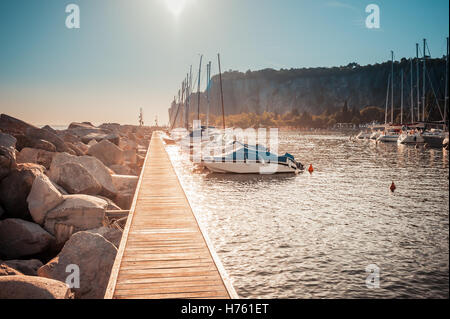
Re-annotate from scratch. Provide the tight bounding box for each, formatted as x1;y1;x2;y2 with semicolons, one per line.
105;132;237;299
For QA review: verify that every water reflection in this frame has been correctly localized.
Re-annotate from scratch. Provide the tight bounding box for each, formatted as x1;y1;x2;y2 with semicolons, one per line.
166;131;449;299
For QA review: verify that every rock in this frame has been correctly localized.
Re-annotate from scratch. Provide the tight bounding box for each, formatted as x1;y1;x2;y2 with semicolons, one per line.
87;140;123;166
87;227;122;248
16;147;56;169
87;139;97;146
0;114;36;136
112;175;138;193
65;142;84;156
74;141;88;153
0;132;16;149
0;218;55;259
0;145;16;180
119;137;137;151
55;163;102;195
114;192;135;210
48;152;117;197
44;195;107;245
109;164;134;175
96;196;121;210
0;264;24;276
38;231;117;299
1;259;43;276
0;163;44;220
41;125;57;134
123;149;137;164
0;275;74;299
68;122;96;130
15;135;57;152
110;175;138;210
25;127;70;153
136;154;145;167
81;132;119;145
27;174;64;225
62;132;80;144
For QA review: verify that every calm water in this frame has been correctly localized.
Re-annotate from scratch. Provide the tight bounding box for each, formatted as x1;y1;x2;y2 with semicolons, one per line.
166;131;449;299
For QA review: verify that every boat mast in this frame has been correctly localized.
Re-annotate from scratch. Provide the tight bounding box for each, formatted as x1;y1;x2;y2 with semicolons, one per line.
188;66;192;129
385;74;391;125
218;53;226;129
444;37;449;131
391;51;394;124
410;58;414;123
422;39;426;122
401;69;404;125
197;55;203;122
416;43;420;123
206;61;211;129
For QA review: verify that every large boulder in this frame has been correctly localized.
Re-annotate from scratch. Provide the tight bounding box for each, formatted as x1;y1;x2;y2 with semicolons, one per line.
87;227;122;248
96;195;121;210
112;175;138;193
0;264;23;276
38;231;117;299
111;175;138;210
41;125;58;135
0;218;55;259
15;135;56;152
16;147;56;169
0;132;16;149
25;127;70;153
27;174;65;225
119;137;137;151
0;145;16;180
81;132;119;145
48;153;117;197
87;140;124;166
0;114;35;136
0;275;74;299
53;163;102;196
0;163;44;220
1;259;43;276
65;142;84;156
109;164;134;175
123;149;137;164
44;195;107;245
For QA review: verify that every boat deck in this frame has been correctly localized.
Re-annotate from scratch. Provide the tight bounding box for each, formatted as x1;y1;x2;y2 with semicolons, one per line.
105;131;237;299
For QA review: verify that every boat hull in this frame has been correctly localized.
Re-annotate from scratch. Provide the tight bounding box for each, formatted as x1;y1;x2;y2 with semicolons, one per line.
203;161;298;174
398;134;425;145
377;135;399;143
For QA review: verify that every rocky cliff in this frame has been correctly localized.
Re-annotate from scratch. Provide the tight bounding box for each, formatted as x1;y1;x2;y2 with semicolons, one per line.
170;58;446;123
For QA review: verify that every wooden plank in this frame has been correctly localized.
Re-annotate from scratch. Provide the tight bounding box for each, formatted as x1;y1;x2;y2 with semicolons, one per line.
104;132;238;299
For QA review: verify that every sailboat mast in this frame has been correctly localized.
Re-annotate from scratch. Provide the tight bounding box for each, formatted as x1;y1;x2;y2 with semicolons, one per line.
206;61;211;129
401;69;404;125
416;43;420;123
391;51;394;124
218;53;226;130
197;55;203;122
422;39;426;122
385;74;391;125
410;58;414;123
444;37;449;130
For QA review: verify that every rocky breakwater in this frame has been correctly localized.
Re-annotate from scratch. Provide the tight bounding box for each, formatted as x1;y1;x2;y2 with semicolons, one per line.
0;114;153;299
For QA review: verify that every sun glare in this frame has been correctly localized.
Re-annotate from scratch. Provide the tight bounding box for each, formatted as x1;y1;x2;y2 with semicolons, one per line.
165;0;188;17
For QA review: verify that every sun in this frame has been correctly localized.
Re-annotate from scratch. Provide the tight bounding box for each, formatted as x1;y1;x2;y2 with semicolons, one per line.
164;0;189;17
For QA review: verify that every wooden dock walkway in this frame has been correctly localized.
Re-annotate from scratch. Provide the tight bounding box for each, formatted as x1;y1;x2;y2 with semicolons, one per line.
105;132;237;299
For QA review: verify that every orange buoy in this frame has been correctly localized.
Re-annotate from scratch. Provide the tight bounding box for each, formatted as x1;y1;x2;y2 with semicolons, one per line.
308;164;314;174
390;181;396;192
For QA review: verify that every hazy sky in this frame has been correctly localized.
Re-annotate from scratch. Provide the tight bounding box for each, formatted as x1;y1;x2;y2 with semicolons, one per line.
0;0;448;126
